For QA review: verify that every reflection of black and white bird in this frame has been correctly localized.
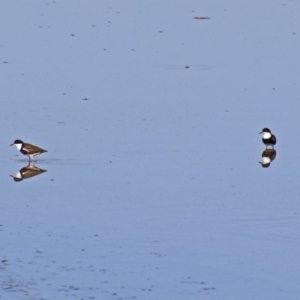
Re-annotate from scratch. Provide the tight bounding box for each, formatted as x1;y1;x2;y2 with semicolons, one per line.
10;139;47;161
10;162;47;182
259;149;276;168
259;128;276;148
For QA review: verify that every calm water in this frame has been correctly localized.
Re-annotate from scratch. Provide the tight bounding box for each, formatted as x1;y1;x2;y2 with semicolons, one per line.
1;1;300;299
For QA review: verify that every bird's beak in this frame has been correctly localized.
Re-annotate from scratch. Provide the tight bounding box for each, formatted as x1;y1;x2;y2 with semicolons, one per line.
258;162;262;164
10;143;14;146
259;132;262;134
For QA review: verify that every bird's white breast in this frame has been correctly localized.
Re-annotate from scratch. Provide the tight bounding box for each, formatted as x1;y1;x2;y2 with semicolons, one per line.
263;132;271;139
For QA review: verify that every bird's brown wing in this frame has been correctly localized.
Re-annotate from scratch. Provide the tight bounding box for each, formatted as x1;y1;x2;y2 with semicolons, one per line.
23;143;47;153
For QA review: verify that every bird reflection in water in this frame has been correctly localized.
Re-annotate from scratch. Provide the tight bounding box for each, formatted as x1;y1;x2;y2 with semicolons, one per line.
259;149;276;168
10;162;47;182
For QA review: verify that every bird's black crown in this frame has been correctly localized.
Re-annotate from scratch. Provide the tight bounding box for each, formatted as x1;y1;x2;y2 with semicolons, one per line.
14;139;23;144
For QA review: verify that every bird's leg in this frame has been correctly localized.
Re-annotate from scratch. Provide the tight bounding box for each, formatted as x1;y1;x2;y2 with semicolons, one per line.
28;155;35;161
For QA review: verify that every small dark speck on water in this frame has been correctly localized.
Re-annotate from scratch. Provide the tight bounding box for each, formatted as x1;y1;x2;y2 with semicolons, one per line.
185;66;190;69
3;61;8;63
83;98;88;101
159;31;163;33
71;34;75;36
194;16;210;20
51;179;54;181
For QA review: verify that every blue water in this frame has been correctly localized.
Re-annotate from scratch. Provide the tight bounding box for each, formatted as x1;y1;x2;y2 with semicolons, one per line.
1;1;300;299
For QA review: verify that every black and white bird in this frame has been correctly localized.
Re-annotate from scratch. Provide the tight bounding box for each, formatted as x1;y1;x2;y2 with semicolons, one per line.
259;149;276;168
10;139;47;161
259;128;276;149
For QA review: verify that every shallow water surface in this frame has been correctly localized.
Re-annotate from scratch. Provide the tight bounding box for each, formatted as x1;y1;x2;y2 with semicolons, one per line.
1;1;300;299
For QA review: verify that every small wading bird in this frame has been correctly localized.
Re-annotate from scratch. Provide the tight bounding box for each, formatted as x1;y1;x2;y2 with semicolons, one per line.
10;162;47;182
10;139;47;161
259;128;276;149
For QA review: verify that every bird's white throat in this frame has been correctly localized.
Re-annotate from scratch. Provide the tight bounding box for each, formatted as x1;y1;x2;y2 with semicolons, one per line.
262;157;271;164
263;132;271;139
14;143;22;150
14;171;22;179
